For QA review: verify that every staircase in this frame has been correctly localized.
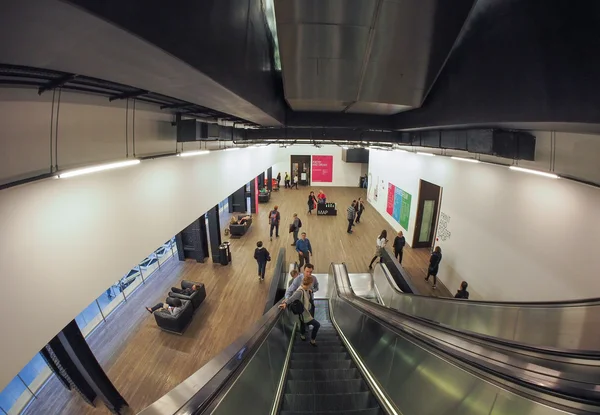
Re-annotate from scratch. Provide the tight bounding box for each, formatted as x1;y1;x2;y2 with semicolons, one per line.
279;300;383;415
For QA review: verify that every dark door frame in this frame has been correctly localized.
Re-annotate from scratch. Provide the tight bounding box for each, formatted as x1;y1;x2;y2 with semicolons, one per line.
412;179;443;249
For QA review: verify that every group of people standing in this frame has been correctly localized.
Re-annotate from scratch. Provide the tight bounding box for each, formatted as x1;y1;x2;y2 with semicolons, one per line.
345;198;366;234
277;172;298;189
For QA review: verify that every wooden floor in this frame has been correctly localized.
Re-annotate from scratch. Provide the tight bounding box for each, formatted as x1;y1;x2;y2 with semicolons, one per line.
24;186;450;415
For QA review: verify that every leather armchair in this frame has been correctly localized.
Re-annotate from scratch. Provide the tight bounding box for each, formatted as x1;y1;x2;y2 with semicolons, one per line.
229;215;252;236
169;280;206;310
154;299;194;335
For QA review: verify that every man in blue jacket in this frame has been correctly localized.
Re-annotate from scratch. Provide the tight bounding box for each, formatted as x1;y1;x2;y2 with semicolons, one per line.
295;232;313;269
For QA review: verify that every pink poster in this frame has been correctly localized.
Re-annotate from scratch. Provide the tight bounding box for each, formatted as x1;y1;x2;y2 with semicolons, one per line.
312;155;333;183
386;183;395;216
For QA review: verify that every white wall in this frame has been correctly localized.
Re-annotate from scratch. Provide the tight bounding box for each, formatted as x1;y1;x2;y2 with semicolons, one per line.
368;149;600;303
271;146;363;187
0;146;281;391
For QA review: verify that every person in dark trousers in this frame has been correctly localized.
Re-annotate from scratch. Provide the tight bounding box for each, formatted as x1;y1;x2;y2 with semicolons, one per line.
280;274;321;346
268;205;281;241
425;246;443;289
284;172;290;188
369;230;388;269
146;298;183;316
171;284;200;296
276;172;281;189
393;231;406;264
291;174;299;189
355;197;365;223
347;201;356;233
290;213;302;245
307;191;317;215
455;281;470;299
254;241;271;281
295;232;313;269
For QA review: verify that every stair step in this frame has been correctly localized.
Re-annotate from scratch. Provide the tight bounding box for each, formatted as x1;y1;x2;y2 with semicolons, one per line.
288;359;353;370
285;379;368;394
287;368;360;381
280;409;383;415
292;346;346;354
281;392;379;412
290;352;348;361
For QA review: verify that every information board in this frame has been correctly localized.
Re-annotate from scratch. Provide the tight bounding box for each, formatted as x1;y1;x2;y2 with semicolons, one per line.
312;155;333;183
386;182;412;230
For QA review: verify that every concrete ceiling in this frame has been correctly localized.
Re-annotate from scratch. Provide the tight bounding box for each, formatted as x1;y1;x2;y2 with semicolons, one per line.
274;0;476;114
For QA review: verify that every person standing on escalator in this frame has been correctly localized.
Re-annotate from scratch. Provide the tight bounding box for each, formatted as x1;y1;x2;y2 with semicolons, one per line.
425;246;443;289
280;274;321;346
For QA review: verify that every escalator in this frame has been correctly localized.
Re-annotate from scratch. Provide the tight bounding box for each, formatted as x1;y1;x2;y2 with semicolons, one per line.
280;301;383;415
139;262;600;415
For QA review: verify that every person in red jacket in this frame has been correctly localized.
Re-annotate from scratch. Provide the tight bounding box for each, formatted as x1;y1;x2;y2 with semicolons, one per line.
317;190;327;204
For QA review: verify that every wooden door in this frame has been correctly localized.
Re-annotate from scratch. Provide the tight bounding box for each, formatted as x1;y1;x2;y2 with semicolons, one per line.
412;180;442;248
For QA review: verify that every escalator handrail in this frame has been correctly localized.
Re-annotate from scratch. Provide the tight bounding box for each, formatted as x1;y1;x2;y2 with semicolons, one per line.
374;264;600;358
263;247;287;314
138;301;284;415
331;263;600;407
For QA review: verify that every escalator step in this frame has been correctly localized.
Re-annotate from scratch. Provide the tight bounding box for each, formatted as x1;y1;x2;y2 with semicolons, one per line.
282;392;379;411
287;368;360;381
288;359;353;370
293;342;343;349
280;409;383;415
292;346;346;354
290;353;348;361
285;379;368;394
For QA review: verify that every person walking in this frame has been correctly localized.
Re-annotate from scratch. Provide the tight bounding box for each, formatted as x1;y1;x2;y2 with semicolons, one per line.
295;232;313;269
280;273;321;346
269;205;281;241
393;231;406;264
276;172;281;189
368;230;388;269
346;201;356;234
307;191;317;215
454;281;470;299
292;174;299;189
425;246;443;289
254;241;271;281
355;197;365;223
284;172;290;188
290;213;302;246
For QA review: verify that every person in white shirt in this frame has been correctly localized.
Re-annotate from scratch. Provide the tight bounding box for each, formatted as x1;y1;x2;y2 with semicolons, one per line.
292;174;299;189
368;230;388;269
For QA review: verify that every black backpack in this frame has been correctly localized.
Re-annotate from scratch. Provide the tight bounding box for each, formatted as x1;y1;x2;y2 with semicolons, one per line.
289;299;304;315
297;218;302;228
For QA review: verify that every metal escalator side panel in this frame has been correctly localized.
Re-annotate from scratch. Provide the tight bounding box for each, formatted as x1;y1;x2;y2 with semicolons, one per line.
329;263;600;415
372;263;600;351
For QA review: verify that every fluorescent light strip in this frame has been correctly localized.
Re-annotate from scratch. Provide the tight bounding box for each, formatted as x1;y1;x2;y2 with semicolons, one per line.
224;147;240;152
451;156;480;163
509;166;558;179
179;150;210;157
417;152;435;156
57;159;140;179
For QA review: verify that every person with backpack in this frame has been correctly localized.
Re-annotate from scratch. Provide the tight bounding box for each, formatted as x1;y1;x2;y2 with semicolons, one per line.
295;232;313;269
280;273;321;346
268;205;281;241
368;230;388;269
425;246;443;289
289;213;302;246
254;241;271;281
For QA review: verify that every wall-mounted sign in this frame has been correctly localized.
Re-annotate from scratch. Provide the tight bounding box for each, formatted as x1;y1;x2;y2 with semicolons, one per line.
312;155;333;183
386;183;412;230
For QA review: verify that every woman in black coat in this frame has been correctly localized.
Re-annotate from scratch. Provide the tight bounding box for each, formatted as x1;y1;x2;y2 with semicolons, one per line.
307;191;318;215
424;246;442;289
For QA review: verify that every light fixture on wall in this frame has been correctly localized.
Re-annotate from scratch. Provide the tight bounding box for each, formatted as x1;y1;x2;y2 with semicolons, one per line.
451;156;480;163
509;166;559;179
57;159;141;179
179;150;210;157
416;152;435;156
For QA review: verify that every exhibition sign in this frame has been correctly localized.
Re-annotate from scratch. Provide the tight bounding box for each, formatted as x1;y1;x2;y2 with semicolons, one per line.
312;155;333;183
386;183;412;230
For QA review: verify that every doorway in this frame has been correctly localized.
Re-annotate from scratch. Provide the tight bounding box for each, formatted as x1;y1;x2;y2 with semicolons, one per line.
412;180;442;248
291;155;311;186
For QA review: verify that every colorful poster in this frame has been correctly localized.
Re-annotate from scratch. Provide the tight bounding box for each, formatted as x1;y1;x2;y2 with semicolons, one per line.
386;183;395;216
312;155;333;182
386;182;412;230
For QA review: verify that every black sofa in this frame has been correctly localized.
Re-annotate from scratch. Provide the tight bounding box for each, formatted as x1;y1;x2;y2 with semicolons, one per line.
258;191;271;203
229;215;252;236
169;280;207;310
154;298;194;335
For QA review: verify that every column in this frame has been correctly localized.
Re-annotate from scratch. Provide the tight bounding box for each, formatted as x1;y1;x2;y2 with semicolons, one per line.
228;185;247;213
206;205;223;264
267;167;273;191
257;172;265;190
177;217;209;263
249;178;257;214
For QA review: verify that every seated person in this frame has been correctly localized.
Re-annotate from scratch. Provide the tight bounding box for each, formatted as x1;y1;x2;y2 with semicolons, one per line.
146;298;183;316
230;215;251;226
317;190;327;204
171;284;200;296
